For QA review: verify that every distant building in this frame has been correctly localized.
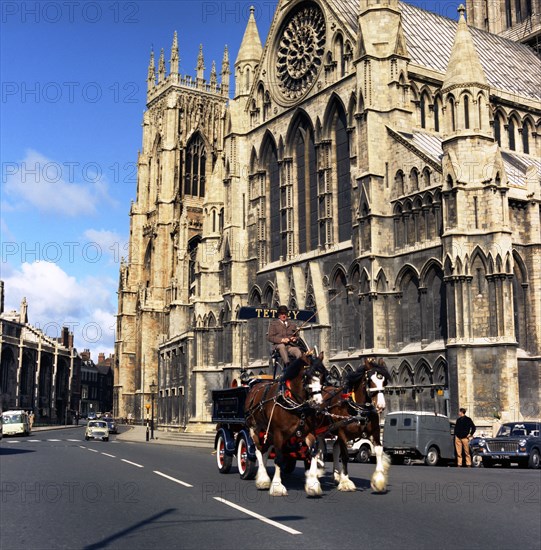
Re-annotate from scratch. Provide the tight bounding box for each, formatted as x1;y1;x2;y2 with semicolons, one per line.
0;281;80;422
79;350;114;417
116;0;541;431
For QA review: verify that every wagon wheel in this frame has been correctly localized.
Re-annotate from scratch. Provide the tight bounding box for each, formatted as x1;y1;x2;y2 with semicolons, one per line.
237;435;257;480
216;433;233;474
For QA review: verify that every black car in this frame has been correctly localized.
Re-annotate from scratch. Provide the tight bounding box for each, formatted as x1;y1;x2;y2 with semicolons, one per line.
102;417;118;434
472;422;540;469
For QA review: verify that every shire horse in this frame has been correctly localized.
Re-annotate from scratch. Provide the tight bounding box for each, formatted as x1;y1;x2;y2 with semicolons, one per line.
244;352;326;497
320;357;391;492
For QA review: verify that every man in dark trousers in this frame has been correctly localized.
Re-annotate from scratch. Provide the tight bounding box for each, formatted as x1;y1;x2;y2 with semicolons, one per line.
268;305;303;379
454;407;476;467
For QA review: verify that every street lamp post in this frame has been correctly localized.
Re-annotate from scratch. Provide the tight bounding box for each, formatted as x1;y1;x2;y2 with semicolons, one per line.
149;380;157;440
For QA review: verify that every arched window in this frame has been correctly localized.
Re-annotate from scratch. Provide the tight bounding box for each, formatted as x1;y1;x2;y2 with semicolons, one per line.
184;133;206;197
424;266;447;341
420;94;426;128
333;104;352;242
261;137;282;262
448;97;456;131
494;114;502;146
464;95;470;129
434;98;440;132
522;120;530;154
508;118;516;150
400;271;421;343
293;117;318;253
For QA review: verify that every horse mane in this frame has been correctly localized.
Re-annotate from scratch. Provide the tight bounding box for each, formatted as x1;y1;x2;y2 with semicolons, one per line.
345;358;391;389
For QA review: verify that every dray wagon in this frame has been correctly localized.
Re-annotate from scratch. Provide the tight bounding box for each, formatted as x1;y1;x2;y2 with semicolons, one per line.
211;306;320;479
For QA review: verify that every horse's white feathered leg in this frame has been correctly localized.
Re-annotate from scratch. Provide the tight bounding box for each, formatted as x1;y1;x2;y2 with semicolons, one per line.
254;448;271;490
269;463;288;496
305;454;322;497
370;445;390;492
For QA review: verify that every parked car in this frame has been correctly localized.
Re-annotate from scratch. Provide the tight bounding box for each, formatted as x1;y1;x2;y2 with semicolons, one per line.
102;417;117;434
87;412;97;421
324;436;375;463
472;422;540;469
383;411;455;466
2;410;31;436
85;420;109;441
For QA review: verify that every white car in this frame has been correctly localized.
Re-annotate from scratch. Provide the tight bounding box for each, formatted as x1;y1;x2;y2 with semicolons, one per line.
324;436;375;463
85;420;109;441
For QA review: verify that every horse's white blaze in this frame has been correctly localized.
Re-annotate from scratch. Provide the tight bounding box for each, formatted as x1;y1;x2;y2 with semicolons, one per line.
369;372;387;412
308;376;323;404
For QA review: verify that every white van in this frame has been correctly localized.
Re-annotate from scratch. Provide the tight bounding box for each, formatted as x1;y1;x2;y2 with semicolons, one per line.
2;410;31;436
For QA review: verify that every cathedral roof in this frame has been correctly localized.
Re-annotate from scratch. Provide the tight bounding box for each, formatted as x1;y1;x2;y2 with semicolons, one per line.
394;130;541;189
326;0;541;100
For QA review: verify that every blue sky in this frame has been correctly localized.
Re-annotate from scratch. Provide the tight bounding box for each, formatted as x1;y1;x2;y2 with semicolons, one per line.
1;0;460;359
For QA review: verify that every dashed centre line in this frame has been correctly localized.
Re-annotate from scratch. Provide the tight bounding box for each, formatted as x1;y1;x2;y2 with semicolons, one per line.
213;497;302;535
153;470;193;487
121;459;144;468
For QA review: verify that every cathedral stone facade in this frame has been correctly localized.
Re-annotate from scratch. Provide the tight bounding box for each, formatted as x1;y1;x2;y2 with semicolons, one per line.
115;0;541;432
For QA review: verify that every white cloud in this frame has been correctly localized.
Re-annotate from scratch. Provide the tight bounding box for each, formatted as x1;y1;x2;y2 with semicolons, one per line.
2;261;116;357
83;228;129;263
3;149;114;217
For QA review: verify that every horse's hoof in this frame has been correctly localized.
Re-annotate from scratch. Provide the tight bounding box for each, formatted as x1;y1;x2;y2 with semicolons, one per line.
305;482;322;497
371;471;387;493
269;484;288;497
337;480;356;492
256;480;271;490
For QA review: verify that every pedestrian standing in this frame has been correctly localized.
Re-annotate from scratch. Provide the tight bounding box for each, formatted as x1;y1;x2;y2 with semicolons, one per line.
454;407;476;467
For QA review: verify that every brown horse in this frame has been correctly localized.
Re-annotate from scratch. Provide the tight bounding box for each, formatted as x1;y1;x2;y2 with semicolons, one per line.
244;353;327;497
318;358;391;492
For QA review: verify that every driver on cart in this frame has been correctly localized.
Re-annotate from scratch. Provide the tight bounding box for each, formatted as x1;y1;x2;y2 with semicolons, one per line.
268;305;303;380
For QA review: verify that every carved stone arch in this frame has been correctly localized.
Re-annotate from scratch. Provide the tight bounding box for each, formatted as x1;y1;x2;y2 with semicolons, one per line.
249;147;258;174
284;108;315;157
420;258;444;285
393;202;403;216
258;129;278;161
409;80;420;102
359;185;371;216
249;286;263;305
403;198;413;212
398;361;414;385
495;253;504;273
332;31;345;76
512;250;528;282
395;170;405;195
262;282;275;307
410;167;420;191
463;254;470;276
395;264;420;290
196;314;204;328
469;247;488;272
330;264;349;289
207;311;217;328
487;252;496;275
359;267;371;294
504;252;512;274
375;269;388;292
277;135;285;161
444;255;455;275
433;357;448;386
358;91;365;112
413;195;423;211
422;167;432;188
414;359;432;385
315;117;323;142
322;92;348;138
347;92;356;126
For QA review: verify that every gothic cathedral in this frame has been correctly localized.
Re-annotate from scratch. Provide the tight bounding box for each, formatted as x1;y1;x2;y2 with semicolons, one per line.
115;0;541;432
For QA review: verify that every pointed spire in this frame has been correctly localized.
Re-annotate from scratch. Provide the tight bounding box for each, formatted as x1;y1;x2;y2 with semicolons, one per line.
158;48;166;83
210;60;217;89
235;5;263;66
221;45;231;95
442;5;487;92
196;44;205;85
147;48;156;91
170;31;179;77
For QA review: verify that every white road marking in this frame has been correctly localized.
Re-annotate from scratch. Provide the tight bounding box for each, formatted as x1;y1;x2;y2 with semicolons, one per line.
5;440;21;443
101;452;116;458
67;439;80;442
88;448;99;453
213;497;302;535
47;439;61;442
153;470;193;487
27;440;40;442
121;459;143;468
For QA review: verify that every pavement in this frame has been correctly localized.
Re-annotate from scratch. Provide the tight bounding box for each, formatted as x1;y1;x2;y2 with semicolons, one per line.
21;423;215;449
